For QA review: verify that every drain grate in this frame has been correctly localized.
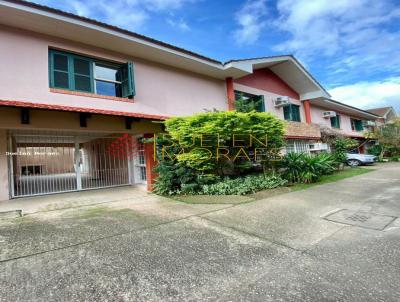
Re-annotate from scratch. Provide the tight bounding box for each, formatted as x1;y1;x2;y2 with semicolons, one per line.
324;209;397;230
346;213;370;223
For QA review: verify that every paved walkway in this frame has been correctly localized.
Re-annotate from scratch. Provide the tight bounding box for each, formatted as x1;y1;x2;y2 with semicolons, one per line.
0;163;399;301
0;185;152;214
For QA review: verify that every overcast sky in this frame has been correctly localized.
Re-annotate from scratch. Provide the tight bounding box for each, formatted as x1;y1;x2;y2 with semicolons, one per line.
32;0;400;111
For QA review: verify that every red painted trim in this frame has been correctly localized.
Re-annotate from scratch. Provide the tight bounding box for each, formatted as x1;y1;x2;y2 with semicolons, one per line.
303;100;311;124
50;88;134;103
144;133;157;191
235;69;300;99
226;77;235;110
0;99;168;120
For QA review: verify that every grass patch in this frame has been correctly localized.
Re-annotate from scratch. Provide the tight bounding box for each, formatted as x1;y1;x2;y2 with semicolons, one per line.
290;167;373;191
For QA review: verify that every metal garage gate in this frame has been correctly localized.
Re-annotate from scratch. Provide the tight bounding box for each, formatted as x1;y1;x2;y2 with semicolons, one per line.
8;130;133;198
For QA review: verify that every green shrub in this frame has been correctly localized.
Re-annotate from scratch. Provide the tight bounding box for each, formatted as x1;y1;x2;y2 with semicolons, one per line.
282;152;336;184
367;144;383;157
331;138;359;164
164;110;285;176
200;174;287;195
153;159;219;196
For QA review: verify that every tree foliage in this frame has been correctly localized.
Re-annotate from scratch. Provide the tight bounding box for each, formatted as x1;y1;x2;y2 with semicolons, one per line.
374;118;400;157
163;110;285;175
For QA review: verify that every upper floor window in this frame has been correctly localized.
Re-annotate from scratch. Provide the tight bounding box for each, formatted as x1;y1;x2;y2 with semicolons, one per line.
330;115;341;128
351;118;364;131
234;91;265;113
49;50;135;98
283;104;301;122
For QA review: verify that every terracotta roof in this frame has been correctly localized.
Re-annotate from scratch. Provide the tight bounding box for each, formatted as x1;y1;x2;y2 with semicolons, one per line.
0;100;169;120
366;107;392;117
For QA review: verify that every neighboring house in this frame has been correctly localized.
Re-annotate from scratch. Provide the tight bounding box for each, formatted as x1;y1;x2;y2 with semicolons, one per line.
367;107;398;125
308;99;379;154
0;0;379;201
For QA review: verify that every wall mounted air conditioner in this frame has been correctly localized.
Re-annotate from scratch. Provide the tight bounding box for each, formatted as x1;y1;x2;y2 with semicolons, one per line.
309;143;328;151
363;120;376;127
274;96;291;107
323;111;336;118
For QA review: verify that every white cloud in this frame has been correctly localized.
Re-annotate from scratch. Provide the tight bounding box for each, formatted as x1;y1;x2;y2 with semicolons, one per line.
167;18;190;31
329;77;400;111
233;0;268;45
30;0;194;30
273;0;400;72
143;0;194;11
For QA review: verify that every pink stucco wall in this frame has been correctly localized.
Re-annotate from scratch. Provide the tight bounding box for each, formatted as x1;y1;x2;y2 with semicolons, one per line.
310;106;365;137
0;25;228;117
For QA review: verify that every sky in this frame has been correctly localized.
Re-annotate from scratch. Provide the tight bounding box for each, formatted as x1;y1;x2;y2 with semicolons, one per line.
31;0;400;112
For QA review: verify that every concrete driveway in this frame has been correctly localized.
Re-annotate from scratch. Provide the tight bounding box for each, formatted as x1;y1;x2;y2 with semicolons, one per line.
0;163;399;301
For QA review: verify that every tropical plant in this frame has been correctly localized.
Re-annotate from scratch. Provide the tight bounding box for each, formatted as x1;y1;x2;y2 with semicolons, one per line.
282;152;336;184
200;174;287;195
331;137;359;164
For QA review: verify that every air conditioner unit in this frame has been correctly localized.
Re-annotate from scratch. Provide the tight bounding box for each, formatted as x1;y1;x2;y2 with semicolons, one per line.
309;143;328;151
323;111;336;118
274;96;291;107
363;120;376;127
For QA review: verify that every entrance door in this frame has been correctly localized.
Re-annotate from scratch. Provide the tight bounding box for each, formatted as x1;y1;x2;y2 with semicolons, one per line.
8;131;131;198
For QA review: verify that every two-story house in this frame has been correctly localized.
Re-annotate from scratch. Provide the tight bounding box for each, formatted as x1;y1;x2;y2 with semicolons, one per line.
0;0;379;201
367;107;398;126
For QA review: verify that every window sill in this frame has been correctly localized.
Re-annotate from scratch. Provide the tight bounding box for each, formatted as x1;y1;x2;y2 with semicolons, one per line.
50;88;134;103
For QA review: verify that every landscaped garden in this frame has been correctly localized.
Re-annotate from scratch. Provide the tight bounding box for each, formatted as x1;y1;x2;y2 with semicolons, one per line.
150;110;374;197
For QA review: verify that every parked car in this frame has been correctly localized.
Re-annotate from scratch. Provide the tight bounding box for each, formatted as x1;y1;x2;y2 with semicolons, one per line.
346;153;377;167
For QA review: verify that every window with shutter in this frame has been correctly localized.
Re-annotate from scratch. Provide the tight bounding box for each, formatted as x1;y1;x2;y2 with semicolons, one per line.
351;119;364;131
284;104;301;122
330;115;341;128
234;91;265;112
49;50;135;98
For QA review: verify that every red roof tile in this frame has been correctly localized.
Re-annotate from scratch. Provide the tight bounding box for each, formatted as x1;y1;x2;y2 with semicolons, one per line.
0;99;169;120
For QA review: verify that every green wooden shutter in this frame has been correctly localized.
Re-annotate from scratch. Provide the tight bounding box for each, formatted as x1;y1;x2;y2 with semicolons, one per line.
356;120;364;131
257;95;265;112
291;105;301;122
330;115;340;128
49;51;70;89
283;105;291;120
121;62;136;98
71;56;93;93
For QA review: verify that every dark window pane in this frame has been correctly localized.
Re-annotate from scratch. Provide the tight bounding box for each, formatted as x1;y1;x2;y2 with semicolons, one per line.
292;105;301;122
54;71;69;88
95;80;121;97
54;54;68;71
74;58;91;76
75;75;91;92
283;106;290;120
95;64;120;81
